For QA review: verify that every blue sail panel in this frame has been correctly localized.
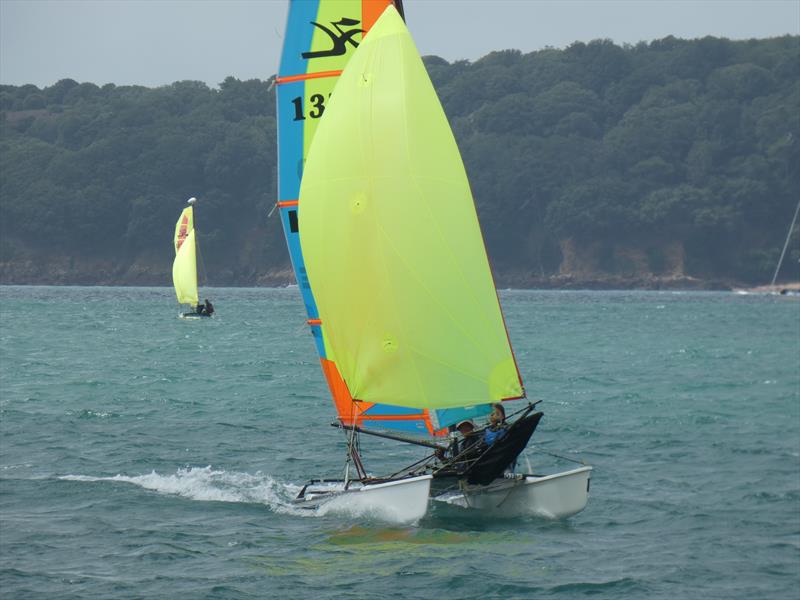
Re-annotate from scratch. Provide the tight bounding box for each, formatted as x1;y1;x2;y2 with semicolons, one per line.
432;405;493;430
278;1;320;78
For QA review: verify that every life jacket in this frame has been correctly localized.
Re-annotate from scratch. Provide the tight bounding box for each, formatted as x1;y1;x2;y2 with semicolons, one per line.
483;424;508;446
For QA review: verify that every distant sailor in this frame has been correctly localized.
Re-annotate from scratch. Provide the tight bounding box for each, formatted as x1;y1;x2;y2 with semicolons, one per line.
203;298;214;316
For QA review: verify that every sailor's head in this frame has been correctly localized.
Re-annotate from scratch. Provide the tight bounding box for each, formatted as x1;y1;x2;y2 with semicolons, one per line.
455;419;474;434
490;403;506;424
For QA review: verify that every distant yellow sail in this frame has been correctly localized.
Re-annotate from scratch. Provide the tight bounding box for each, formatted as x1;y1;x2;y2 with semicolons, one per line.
172;207;198;306
298;6;523;410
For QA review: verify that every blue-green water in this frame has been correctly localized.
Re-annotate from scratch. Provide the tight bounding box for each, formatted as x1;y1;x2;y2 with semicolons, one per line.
1;286;798;599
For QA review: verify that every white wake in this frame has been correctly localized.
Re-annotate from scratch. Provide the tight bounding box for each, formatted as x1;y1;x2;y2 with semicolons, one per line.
60;466;304;515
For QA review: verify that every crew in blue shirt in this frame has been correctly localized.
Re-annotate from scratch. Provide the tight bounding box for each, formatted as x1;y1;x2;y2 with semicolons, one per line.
483;403;508;446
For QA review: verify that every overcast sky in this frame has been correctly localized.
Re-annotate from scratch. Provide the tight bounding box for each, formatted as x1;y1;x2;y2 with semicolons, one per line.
1;0;798;88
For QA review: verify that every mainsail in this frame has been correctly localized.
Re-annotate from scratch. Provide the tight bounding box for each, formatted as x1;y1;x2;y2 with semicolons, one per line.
276;0;520;434
276;0;402;337
172;206;198;307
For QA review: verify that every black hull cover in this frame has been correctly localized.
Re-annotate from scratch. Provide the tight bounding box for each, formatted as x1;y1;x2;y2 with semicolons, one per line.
434;412;544;486
467;412;543;485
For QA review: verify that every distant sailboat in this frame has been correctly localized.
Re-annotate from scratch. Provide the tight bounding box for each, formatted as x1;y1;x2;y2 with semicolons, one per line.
770;198;800;294
276;1;589;520
173;198;214;319
734;197;800;296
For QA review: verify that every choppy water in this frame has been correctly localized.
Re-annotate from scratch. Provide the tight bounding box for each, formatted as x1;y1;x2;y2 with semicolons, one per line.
1;286;798;599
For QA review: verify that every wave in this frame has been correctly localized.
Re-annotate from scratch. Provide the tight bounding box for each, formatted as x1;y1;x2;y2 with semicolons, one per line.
60;466;304;515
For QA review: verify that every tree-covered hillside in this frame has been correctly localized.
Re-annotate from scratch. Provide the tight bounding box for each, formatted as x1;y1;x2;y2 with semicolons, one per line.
1;35;798;286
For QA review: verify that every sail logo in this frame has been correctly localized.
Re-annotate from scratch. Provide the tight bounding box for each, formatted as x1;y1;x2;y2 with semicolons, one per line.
302;17;364;59
176;216;189;251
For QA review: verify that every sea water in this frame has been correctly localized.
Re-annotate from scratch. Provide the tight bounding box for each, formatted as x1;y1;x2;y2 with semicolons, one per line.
1;286;798;599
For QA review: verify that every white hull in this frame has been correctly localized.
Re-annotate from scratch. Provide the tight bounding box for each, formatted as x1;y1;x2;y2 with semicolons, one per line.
433;466;592;518
294;475;432;523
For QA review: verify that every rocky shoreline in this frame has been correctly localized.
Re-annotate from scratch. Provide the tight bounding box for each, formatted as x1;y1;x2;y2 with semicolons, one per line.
0;259;747;290
495;272;735;291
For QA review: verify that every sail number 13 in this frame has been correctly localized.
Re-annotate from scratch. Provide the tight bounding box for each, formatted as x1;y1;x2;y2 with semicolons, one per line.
291;94;327;121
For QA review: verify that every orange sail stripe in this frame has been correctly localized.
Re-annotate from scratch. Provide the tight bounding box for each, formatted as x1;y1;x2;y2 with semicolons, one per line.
357;413;427;421
277;200;298;208
320;359;360;422
275;70;343;85
320;360;449;436
307;318;322;325
423;409;449;437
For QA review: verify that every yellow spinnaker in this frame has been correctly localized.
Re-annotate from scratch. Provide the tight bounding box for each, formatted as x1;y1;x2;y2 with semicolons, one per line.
172;207;198;307
298;6;523;410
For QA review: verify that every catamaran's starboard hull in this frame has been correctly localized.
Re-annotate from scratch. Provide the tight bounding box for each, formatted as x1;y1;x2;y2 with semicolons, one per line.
179;313;212;319
293;474;432;523
432;466;592;519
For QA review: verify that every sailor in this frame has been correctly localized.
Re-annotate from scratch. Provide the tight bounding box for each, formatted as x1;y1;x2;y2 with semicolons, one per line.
195;303;206;315
483;403;509;446
453;419;481;457
203;298;214;316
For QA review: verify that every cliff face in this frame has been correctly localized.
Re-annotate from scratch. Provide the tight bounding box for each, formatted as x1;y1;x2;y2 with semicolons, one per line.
493;237;732;290
549;237;721;289
557;238;685;279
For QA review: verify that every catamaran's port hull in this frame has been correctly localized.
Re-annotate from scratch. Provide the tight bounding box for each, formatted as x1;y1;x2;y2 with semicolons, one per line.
432;466;592;518
293;474;432;523
179;313;212;319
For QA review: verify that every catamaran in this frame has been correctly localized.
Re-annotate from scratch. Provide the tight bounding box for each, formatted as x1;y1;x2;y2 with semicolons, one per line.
275;0;590;520
172;198;213;319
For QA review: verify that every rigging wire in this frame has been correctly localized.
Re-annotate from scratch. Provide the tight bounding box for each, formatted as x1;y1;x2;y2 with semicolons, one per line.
527;445;588;466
